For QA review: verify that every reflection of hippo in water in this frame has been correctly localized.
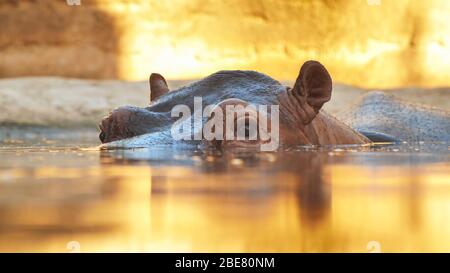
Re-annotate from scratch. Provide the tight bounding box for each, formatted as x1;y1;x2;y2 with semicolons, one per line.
99;61;449;148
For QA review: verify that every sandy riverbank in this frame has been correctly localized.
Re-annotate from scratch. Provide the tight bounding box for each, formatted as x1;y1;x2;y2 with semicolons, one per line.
0;77;448;129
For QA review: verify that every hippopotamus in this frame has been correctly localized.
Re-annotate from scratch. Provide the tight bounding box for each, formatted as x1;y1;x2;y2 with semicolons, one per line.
98;60;450;150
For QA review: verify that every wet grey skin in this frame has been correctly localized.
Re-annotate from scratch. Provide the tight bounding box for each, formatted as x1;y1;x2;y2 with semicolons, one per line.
100;70;450;148
101;70;286;147
337;92;450;143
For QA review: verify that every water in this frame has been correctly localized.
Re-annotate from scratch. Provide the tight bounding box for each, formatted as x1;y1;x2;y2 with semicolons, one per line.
0;128;449;252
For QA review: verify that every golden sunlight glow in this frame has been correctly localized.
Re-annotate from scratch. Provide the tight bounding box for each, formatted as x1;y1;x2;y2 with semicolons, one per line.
2;0;450;88
89;0;450;88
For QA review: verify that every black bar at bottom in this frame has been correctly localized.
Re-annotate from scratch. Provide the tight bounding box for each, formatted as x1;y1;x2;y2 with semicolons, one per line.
0;253;446;272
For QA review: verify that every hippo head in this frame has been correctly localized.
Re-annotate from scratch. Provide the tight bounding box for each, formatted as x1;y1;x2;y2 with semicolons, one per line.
99;61;339;148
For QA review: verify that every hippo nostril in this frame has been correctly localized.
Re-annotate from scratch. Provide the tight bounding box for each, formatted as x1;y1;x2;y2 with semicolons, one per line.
99;131;106;142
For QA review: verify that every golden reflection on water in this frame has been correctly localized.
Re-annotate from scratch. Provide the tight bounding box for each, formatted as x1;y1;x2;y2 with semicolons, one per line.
0;144;449;252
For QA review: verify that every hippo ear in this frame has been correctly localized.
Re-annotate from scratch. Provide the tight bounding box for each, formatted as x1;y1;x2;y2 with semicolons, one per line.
292;61;332;113
149;73;170;102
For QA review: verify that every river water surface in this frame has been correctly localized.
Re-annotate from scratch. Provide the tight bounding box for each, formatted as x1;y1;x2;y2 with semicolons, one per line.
0;128;449;252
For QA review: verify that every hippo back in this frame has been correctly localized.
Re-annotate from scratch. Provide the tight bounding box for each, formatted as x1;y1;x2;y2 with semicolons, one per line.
338;92;450;142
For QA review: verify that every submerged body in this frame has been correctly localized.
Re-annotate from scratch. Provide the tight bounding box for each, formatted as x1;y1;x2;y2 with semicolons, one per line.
338;92;450;143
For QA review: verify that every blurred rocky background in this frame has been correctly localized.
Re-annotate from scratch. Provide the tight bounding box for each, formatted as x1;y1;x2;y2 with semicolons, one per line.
1;0;450;88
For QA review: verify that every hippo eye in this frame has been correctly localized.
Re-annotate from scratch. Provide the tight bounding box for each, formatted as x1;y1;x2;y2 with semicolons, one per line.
244;124;250;139
99;132;106;142
236;117;258;141
243;122;257;139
